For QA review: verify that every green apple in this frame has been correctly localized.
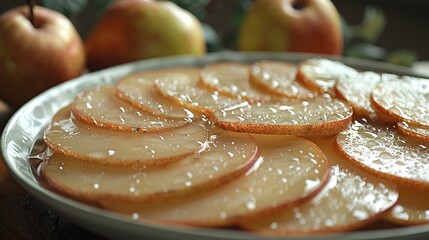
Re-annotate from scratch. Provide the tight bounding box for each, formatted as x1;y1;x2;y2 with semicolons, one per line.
238;0;343;55
85;0;206;71
0;5;85;109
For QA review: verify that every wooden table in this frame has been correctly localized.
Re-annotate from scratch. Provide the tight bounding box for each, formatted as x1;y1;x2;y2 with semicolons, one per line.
0;101;105;239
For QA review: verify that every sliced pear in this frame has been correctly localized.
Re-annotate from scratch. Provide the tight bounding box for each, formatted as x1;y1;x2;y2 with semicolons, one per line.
335;71;390;120
384;186;429;225
397;122;429;143
42;129;258;202
44;106;207;167
336;120;429;188
71;86;189;132
153;71;247;116
296;58;358;94
249;60;315;99
212;98;353;136
100;136;330;227
371;76;429;127
115;68;198;119
241;136;398;236
200;62;271;102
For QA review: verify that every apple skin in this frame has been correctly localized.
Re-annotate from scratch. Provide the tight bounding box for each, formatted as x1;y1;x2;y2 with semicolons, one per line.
85;0;206;71
238;0;343;55
0;6;85;109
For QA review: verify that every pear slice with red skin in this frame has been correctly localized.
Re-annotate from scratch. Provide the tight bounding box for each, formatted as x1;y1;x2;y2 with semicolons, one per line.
153;71;247;116
200;62;271;102
44;105;207;168
335;71;394;121
397;122;429;143
249;60;315;99
241;136;398;236
384;186;429;225
336;120;429;188
371;76;429;127
71;86;189;132
115;68;198;119
42;128;258;202
100;136;330;227
296;58;358;94
212;98;353;136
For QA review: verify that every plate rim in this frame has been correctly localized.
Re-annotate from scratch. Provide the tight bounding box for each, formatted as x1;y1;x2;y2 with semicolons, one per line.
2;51;429;240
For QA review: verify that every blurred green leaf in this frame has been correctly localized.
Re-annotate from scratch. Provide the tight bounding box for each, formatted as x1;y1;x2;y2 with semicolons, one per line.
385;50;418;67
42;0;88;18
350;5;386;43
346;43;387;60
361;6;386;42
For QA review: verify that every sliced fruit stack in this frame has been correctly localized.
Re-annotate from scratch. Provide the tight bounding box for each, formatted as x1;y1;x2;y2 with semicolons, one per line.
40;58;429;236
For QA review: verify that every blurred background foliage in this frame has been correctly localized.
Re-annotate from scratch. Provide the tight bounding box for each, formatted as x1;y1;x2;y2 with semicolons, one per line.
27;0;427;66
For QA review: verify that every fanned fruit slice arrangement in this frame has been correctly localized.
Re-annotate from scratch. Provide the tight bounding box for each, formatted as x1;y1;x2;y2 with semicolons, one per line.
39;58;429;237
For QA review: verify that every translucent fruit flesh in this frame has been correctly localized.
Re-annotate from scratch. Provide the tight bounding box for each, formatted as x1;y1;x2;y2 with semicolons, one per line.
212;98;353;136
72;86;189;132
249;60;315;99
44;106;207;167
42;129;258;201
100;136;330;227
241;137;398;235
336;120;429;188
154;71;247;116
115;68;199;118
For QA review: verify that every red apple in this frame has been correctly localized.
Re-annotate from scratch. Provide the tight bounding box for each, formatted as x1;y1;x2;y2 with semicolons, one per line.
237;0;343;55
0;5;85;109
85;0;206;71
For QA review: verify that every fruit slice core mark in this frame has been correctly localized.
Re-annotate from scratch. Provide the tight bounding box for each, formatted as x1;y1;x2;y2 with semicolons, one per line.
336;120;429;188
42;129;258;202
101;136;330;227
44;105;207;168
72;86;189;132
213;99;353;136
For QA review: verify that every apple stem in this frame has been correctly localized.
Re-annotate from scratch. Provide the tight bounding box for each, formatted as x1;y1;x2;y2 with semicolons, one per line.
26;0;36;27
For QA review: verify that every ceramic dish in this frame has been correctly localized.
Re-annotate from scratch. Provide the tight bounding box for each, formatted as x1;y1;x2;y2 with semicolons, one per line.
2;52;429;240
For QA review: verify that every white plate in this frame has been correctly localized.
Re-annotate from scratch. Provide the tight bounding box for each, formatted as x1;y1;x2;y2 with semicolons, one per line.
2;52;429;240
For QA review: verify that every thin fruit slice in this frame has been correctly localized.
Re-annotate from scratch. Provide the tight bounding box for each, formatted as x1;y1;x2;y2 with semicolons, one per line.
384;186;429;225
371;76;429;127
71;86;189;132
154;71;247;116
212;98;353;136
42;129;258;202
336;120;429;188
101;136;330;227
335;71;383;120
241;136;398;236
44;105;207;167
397;122;429;143
115;68;198;118
249;60;315;99
296;58;358;94
200;62;271;102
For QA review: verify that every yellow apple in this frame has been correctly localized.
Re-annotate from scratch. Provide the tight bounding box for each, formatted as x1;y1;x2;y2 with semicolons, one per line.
85;0;206;71
238;0;343;55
